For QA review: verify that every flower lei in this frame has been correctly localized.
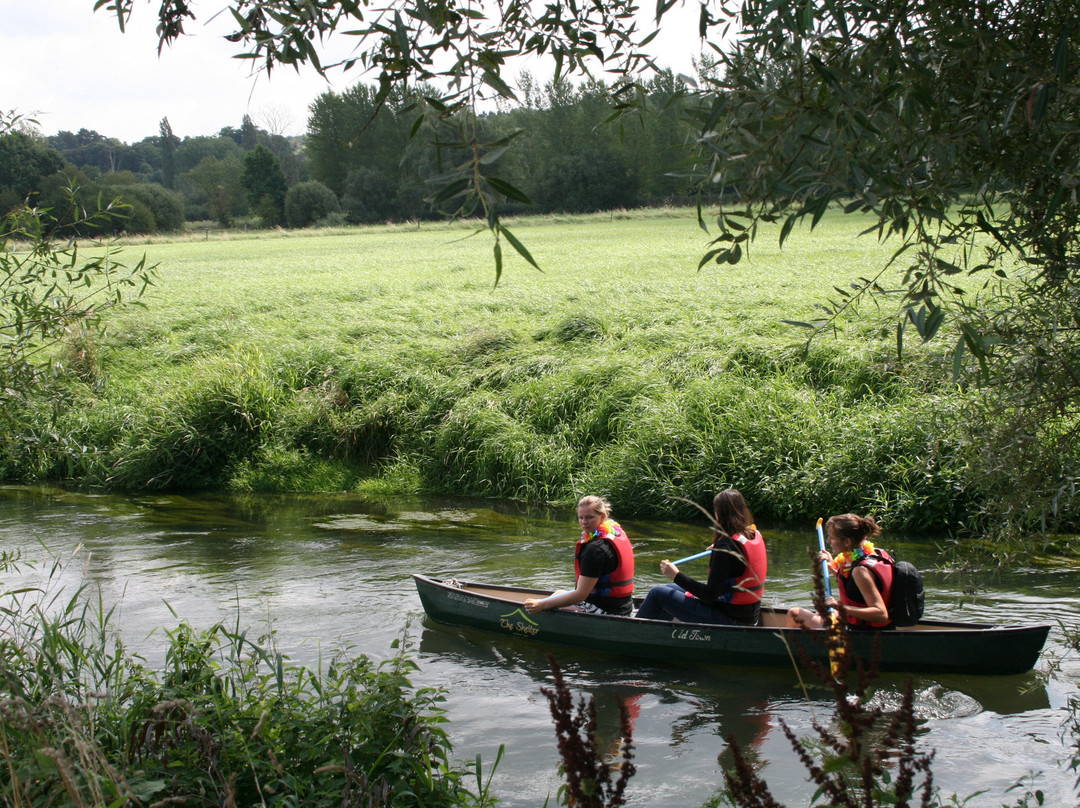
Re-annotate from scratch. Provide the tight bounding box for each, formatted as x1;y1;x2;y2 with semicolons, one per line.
582;518;619;542
830;540;876;578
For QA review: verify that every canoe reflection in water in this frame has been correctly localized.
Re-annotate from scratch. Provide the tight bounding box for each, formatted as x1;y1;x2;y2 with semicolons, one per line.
416;622;777;775
413;575;1052;677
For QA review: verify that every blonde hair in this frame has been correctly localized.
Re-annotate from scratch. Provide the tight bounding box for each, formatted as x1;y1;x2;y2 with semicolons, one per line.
577;495;612;519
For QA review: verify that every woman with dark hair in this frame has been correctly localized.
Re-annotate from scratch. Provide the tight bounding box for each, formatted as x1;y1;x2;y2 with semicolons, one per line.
635;489;767;626
785;513;892;630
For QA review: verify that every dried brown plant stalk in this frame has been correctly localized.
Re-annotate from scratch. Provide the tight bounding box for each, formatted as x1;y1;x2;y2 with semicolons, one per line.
541;655;636;808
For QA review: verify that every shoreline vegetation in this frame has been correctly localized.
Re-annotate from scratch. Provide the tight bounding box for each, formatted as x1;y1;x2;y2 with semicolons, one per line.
5;207;1076;543
0;550;496;807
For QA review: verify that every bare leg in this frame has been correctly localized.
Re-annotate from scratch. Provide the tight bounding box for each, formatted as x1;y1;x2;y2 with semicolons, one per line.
786;607;825;629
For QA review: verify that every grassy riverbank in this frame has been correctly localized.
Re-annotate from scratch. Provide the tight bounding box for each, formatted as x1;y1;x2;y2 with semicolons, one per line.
4;208;1004;534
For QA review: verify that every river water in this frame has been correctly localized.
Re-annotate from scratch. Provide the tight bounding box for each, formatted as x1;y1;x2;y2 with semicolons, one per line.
2;486;1077;806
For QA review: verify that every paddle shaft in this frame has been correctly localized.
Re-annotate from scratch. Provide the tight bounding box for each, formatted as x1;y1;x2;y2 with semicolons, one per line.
816;518;832;598
673;548;712;566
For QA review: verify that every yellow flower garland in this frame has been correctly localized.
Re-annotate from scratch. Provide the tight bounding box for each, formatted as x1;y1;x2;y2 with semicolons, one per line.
830;540;876;578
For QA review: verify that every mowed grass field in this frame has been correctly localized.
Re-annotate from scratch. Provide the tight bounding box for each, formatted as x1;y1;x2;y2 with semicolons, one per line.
111;209;888;371
18;208;979;534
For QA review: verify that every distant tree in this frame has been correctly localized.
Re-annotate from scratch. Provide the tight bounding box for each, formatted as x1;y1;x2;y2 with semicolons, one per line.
257;104;295;138
159;117;178;189
533;148;638;213
241;144;287;227
48;128;101;152
306;83;420;197
284;180;340;228
50;129;144;174
265;133;306;186
240;114;259;150
130;137;163;183
340;168;397;224
183;155;243;227
218;125;242;145
122;183;185;232
175;135;244;175
620;70;696;202
0;130;65;205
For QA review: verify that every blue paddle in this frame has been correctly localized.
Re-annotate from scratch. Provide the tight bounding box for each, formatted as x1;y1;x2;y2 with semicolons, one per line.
673;548;712;565
816;517;832;598
672;523;757;566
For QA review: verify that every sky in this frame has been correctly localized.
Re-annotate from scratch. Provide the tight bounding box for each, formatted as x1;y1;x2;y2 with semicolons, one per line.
2;0;356;142
2;0;705;145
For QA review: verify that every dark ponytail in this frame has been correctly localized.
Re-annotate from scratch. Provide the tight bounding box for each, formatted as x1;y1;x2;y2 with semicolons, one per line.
825;513;881;546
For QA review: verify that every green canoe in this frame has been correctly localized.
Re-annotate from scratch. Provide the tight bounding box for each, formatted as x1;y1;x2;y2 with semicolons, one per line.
413;574;1050;676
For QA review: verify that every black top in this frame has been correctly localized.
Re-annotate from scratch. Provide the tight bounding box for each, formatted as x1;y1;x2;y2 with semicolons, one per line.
672;536;759;625
578;538;633;616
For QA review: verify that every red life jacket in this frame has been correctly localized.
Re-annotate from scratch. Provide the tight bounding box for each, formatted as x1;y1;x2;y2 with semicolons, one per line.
574;519;635;598
839;549;895;628
721;529;767;605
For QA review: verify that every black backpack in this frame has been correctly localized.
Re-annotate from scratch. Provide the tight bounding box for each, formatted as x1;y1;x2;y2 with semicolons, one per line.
884;553;925;627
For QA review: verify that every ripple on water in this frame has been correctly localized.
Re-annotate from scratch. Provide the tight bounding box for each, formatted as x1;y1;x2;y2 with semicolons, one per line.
923;708;1071;804
311;515;409;531
866;684;984;720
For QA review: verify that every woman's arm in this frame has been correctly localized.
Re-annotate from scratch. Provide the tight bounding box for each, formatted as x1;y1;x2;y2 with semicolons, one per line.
524;575;598;613
673;539;746;603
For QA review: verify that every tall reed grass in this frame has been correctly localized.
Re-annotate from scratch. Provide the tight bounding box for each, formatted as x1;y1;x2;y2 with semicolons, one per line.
0;550;493;806
5;209;1066;535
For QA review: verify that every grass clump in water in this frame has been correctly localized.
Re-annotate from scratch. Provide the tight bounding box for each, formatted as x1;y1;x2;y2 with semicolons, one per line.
0;550;495;807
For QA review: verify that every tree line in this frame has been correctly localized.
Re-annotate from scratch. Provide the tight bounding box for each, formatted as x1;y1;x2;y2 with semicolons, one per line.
2;69;702;237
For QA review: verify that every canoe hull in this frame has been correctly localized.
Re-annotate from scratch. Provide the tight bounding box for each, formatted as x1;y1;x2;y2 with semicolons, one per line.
413;575;1050;676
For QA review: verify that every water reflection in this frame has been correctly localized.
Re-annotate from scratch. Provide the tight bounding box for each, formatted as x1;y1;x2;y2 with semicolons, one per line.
0;486;1075;807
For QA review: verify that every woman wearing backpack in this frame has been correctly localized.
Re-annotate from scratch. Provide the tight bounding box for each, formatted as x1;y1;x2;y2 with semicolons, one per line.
785;513;894;630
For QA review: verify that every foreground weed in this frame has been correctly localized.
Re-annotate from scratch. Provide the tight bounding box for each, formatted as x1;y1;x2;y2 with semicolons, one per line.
541;559;943;808
714;558;937;807
541;655;636;808
0;550;493;808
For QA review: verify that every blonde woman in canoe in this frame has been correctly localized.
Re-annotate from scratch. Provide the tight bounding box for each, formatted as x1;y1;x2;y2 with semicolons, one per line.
524;495;635;616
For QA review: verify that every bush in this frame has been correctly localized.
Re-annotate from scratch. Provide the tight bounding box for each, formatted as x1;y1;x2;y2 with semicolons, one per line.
285;180;341;228
121;195;156;234
0;551;494;808
122;182;186;232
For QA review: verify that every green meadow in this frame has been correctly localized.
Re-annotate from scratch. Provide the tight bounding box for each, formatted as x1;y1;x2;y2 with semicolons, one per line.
13;208;980;534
